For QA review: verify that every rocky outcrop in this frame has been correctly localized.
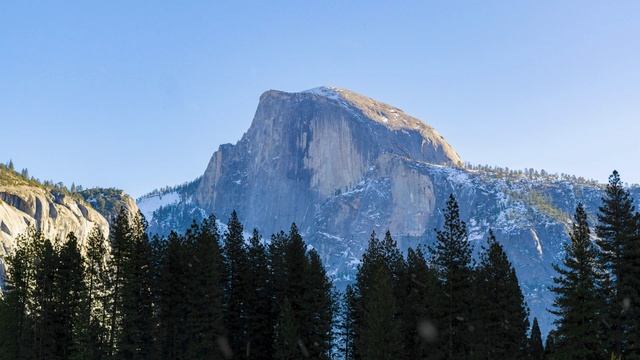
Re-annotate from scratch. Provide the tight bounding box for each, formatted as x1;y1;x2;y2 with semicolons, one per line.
0;183;138;270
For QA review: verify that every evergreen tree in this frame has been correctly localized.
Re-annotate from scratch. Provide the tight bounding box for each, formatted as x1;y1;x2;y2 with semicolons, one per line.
106;208;134;355
80;226;110;360
429;194;474;359
156;231;188;359
550;203;606;359
381;230;406;287
475;230;529;359
54;233;87;360
354;231;403;360
223;210;250;358
285;223;308;323
402;247;439;359
31;238;58;359
337;285;357;360
529;318;544;360
360;259;402;360
273;298;300;360
117;213;155;360
185;216;227;359
245;229;273;360
544;330;559;359
0;229;38;360
301;250;334;359
268;231;289;315
596;170;640;356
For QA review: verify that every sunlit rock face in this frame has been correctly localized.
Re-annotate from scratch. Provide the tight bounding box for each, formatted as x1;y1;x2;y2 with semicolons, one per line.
0;186;109;255
141;87;640;336
0;184;138;280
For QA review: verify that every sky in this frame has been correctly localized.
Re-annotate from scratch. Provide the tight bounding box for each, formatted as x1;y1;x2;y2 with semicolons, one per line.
1;1;639;197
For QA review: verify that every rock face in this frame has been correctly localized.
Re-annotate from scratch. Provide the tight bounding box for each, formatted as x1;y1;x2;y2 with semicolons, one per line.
0;177;138;279
139;87;638;336
0;186;107;254
193;87;461;234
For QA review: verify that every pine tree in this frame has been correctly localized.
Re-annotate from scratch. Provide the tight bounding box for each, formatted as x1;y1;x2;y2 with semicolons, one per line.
337;285;357;360
596;171;640;357
117;213;155;360
429;194;474;359
354;231;403;360
273;298;300;360
381;230;406;286
54;233;87;360
32;238;59;359
106;208;134;355
550;203;605;359
157;231;188;359
285;223;308;323
223;210;250;358
403;247;439;359
245;229;273;360
268;231;289;315
184;216;227;359
360;259;402;360
301;250;334;359
80;226;110;360
0;229;37;360
474;230;530;359
529;318;544;360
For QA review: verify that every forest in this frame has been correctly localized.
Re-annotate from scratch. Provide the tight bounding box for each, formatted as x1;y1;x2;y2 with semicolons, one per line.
0;170;639;360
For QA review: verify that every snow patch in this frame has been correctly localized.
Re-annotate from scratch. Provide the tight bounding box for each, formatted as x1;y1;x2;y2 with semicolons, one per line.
530;228;543;257
304;86;342;101
318;231;344;241
137;191;180;221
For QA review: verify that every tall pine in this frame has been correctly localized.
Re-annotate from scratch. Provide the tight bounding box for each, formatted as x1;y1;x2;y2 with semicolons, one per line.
474;230;529;359
80;227;110;359
596;170;640;357
185;216;226;358
106;207;134;355
245;229;273;360
223;210;249;358
0;229;39;360
529;318;544;360
54;233;87;360
550;203;605;359
353;231;403;360
402;247;440;359
301;250;334;359
156;230;188;359
117;213;155;360
429;194;475;359
273;298;300;360
337;285;357;360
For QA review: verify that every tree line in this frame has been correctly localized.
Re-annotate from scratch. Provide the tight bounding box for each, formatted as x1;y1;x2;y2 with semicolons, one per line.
1;170;639;359
0;211;333;360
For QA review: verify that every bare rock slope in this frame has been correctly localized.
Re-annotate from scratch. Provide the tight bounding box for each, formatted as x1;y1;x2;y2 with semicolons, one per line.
0;169;138;275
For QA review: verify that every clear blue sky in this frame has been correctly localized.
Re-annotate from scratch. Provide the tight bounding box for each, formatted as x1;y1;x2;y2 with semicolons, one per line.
1;1;639;197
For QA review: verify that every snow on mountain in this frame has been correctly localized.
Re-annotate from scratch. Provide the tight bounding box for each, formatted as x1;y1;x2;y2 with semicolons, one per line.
137;191;180;221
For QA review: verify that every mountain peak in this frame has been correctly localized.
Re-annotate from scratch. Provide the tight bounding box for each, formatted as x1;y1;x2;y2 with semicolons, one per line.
259;87;463;167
